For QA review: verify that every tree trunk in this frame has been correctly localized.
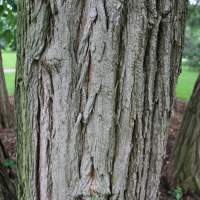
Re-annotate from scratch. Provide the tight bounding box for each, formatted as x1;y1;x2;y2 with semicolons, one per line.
0;139;16;200
0;49;14;128
16;1;187;200
172;74;200;192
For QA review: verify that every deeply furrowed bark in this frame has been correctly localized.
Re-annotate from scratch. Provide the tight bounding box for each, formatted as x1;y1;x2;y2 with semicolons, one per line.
0;49;14;128
172;74;200;192
16;0;187;200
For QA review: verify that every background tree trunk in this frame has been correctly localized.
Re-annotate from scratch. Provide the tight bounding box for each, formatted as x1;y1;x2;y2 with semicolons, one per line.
0;49;14;128
172;74;200;192
0;139;16;200
16;0;187;200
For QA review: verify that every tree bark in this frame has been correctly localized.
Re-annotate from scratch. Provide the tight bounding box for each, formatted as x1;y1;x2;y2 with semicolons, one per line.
16;0;187;200
0;49;14;128
172;74;200;192
0;139;16;200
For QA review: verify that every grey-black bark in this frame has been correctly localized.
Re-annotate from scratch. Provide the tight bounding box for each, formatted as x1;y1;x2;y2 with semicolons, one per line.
16;0;187;200
0;49;14;128
172;74;200;192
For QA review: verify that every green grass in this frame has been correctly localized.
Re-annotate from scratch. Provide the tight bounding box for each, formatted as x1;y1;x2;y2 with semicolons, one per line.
2;51;16;95
2;51;16;68
176;66;199;101
2;51;199;100
5;73;15;96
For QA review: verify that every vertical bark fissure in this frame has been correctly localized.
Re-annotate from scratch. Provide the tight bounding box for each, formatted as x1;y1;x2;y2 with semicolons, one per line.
125;117;138;200
36;76;41;200
111;1;128;195
142;15;162;199
141;37;153;200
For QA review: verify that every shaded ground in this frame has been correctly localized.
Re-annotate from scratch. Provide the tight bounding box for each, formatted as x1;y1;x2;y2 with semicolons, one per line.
0;98;199;199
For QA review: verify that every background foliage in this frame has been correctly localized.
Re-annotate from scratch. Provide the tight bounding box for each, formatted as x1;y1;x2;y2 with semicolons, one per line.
0;0;16;50
183;4;200;69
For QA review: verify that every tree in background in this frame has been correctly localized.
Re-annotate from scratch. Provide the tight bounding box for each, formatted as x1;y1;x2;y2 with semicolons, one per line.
172;74;200;192
0;139;16;200
0;0;16;128
0;49;13;128
16;0;187;200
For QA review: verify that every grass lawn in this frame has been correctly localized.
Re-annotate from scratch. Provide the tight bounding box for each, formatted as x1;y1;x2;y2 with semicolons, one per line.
2;51;16;68
5;73;15;96
176;66;199;101
2;51;199;100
